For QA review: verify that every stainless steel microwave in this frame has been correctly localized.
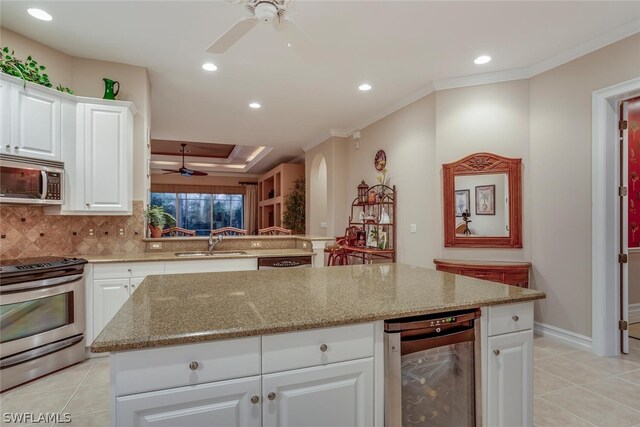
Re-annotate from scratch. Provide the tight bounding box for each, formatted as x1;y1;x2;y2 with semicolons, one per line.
0;154;64;205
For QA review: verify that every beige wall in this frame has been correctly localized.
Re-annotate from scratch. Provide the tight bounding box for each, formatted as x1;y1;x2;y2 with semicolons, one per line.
308;33;640;338
1;28;151;202
529;33;640;337
630;252;640;305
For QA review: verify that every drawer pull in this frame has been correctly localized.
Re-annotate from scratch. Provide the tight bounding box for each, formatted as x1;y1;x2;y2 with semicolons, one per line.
320;343;328;352
493;349;500;356
267;392;276;401
250;395;259;404
512;315;519;322
189;361;199;371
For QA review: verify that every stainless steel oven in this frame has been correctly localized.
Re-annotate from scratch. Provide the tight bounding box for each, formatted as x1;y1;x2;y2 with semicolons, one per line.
0;257;87;391
385;309;481;427
0;154;64;205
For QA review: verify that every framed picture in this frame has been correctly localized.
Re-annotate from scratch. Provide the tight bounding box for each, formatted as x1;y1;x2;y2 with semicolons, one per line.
476;185;496;215
374;150;387;171
455;189;470;217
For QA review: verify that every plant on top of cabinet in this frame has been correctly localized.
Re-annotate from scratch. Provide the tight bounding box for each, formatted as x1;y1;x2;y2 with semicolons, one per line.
0;47;73;93
144;205;176;238
282;177;305;234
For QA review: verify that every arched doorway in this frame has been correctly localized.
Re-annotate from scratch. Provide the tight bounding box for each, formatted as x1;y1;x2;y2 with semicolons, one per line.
309;154;328;236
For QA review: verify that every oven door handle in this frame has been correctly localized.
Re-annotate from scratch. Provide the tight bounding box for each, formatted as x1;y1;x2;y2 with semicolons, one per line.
401;328;475;355
0;274;83;294
40;170;48;200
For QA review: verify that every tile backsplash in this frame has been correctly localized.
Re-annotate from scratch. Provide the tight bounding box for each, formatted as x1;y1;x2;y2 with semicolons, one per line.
0;201;145;259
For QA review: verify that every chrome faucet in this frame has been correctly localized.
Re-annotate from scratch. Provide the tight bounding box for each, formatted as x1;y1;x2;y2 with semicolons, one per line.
208;233;223;252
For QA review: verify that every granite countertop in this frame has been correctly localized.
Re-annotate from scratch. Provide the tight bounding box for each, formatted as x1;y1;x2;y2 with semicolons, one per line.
82;249;315;263
91;263;546;353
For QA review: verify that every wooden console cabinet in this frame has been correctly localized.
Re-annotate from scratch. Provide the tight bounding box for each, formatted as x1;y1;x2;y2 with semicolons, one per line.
433;259;531;288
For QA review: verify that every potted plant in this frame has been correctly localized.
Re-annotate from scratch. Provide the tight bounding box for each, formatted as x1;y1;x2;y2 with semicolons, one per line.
1;47;73;93
282;178;305;234
144;205;176;238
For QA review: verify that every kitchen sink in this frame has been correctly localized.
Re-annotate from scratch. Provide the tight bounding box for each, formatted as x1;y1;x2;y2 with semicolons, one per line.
174;251;247;257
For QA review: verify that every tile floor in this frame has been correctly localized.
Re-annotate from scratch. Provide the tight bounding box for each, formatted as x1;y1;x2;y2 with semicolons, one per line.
2;337;640;427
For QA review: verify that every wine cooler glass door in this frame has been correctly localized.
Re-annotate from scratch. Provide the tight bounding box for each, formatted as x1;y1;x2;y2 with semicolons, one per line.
401;340;475;426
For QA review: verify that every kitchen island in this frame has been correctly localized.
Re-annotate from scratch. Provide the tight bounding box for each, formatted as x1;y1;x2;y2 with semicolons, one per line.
91;263;545;427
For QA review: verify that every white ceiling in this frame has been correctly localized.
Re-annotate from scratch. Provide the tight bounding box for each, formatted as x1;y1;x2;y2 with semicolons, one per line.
2;1;640;173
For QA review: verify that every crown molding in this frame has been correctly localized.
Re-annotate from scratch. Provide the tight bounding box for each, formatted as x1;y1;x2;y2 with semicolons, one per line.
303;19;640;151
291;153;305;164
245;146;273;172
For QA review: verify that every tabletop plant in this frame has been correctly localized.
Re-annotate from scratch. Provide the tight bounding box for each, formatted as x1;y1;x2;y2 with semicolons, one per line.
1;46;73;93
283;177;306;235
144;205;176;238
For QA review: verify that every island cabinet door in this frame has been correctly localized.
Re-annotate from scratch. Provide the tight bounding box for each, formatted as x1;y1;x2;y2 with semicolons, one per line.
487;330;533;427
262;358;374;427
116;375;261;427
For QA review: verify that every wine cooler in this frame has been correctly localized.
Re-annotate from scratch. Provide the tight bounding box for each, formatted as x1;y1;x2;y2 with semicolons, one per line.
384;309;481;427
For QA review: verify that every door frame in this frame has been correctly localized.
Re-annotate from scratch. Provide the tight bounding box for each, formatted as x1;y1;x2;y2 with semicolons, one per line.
592;76;640;357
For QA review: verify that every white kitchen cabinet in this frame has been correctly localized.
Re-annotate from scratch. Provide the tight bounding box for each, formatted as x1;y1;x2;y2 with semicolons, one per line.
90;262;165;340
9;82;61;161
0;79;10;150
481;302;535;427
262;358;374;427
82;103;132;213
116;376;261;427
93;278;130;337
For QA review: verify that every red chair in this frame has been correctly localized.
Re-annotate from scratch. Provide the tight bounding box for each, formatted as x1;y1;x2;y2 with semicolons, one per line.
325;226;361;266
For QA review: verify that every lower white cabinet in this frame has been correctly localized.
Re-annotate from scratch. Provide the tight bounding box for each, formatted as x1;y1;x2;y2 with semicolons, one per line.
484;303;534;427
116;376;261;427
93;278;130;337
487;330;533;427
262;358;374;427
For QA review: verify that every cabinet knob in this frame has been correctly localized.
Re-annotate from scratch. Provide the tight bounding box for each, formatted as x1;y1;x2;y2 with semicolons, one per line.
124;284;129;289
5;144;10;151
320;343;328;352
267;392;276;401
493;349;500;356
127;268;132;272
86;203;90;207
250;395;259;404
131;284;136;289
189;361;199;371
14;146;18;151
512;315;519;322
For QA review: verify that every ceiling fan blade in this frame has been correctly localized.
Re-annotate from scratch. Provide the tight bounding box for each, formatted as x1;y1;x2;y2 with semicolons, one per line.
206;17;257;53
161;169;180;173
190;170;209;176
276;17;317;61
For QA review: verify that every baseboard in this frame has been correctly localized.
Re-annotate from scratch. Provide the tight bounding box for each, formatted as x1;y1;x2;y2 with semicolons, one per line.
534;322;593;352
630;304;640;324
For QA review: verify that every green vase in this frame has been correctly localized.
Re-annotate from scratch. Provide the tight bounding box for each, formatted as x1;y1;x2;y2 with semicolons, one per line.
102;78;120;100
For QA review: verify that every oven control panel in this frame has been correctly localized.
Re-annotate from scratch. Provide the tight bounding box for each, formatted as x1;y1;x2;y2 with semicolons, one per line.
46;172;62;200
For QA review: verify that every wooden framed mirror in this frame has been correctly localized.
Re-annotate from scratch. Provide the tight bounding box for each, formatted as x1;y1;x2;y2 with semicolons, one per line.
443;152;522;248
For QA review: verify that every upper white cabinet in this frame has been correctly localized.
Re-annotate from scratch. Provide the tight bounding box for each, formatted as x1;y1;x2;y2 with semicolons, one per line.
1;74;135;215
1;81;61;161
81;103;132;213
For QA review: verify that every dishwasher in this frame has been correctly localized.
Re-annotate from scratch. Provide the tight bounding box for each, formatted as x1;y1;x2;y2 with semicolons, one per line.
384;308;481;427
257;256;312;269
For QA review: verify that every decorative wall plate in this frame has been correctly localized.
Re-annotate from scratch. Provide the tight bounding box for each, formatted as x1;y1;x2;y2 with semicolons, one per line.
375;150;386;171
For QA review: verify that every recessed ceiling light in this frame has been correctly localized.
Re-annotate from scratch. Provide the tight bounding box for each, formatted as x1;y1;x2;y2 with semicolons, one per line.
249;102;261;109
27;8;52;21
358;83;372;91
474;55;491;65
202;62;218;71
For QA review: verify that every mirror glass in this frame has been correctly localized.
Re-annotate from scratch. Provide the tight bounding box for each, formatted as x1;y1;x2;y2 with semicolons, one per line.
454;173;509;237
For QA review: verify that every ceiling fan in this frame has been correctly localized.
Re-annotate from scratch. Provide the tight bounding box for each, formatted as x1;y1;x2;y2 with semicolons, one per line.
206;0;311;56
162;143;208;177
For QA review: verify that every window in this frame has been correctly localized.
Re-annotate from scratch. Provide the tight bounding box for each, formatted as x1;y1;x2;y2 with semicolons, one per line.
150;192;243;236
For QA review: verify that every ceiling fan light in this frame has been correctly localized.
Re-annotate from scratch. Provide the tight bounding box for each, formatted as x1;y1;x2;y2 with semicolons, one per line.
255;2;277;24
249;102;261;109
358;83;372;91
